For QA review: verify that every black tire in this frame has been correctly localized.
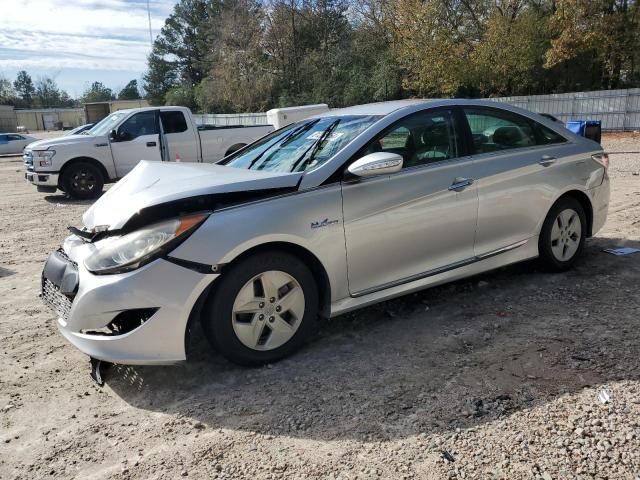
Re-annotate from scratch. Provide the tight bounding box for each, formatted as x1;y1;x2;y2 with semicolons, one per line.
202;251;319;366
60;161;104;200
538;197;587;272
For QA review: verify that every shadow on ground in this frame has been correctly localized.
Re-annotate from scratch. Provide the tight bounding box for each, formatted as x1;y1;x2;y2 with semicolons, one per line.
107;237;640;442
0;266;16;278
43;194;98;206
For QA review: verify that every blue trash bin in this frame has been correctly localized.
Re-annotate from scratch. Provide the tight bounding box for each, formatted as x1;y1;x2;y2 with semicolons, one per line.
566;120;601;144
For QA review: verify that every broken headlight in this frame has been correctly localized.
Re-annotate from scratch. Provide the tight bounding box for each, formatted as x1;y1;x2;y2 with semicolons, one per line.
84;213;208;274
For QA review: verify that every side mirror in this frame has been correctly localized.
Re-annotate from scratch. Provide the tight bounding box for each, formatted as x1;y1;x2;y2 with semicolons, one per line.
108;129;118;142
347;152;403;178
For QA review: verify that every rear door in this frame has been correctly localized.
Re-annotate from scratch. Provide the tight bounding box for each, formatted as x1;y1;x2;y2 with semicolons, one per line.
462;107;570;256
160;110;200;162
109;110;162;177
341;108;478;296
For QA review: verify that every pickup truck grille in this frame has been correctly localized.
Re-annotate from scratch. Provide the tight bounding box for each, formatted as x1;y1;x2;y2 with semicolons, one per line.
23;151;33;170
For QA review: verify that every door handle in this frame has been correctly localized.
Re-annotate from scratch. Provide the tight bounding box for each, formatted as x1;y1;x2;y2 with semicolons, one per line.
146;141;157;147
539;155;556;166
448;177;474;191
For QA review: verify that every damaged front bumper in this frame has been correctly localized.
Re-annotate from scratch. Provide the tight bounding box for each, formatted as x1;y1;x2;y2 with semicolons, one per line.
41;235;218;365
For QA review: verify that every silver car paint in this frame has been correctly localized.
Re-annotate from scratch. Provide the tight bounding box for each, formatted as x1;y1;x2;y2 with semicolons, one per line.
82;160;302;230
341;157;478;295
60;235;217;364
51;99;609;364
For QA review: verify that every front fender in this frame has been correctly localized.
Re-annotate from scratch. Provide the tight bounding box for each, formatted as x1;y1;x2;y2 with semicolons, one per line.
169;184;350;302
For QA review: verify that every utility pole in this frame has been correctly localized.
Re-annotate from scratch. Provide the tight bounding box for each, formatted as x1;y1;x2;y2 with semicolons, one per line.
147;0;153;46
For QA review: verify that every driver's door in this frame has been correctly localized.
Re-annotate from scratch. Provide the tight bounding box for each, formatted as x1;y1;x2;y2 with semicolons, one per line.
109;110;162;177
341;108;478;296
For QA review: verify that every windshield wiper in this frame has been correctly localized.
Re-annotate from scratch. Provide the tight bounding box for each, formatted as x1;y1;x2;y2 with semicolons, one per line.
247;119;320;170
290;119;341;172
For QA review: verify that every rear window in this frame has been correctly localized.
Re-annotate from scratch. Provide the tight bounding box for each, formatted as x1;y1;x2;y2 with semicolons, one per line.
160;111;188;134
533;123;566;145
464;108;536;153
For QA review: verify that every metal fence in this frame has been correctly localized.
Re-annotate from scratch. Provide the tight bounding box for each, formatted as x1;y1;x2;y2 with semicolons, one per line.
0;105;17;132
195;89;640;131
491;88;640;131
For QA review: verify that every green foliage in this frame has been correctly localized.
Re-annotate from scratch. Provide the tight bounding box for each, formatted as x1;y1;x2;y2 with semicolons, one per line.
165;85;196;108
34;77;74;108
118;80;141;100
144;0;216;106
144;0;640;111
0;76;18;105
0;73;73;108
14;71;35;106
81;81;114;103
546;0;640;89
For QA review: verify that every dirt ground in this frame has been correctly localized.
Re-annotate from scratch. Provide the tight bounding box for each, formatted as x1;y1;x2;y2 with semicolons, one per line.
1;132;639;480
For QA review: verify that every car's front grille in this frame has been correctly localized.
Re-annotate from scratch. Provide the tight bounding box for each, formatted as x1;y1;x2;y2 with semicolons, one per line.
56;247;78;268
42;278;73;322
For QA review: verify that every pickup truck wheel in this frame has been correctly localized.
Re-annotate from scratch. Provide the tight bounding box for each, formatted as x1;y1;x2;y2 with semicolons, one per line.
61;161;104;200
202;251;319;366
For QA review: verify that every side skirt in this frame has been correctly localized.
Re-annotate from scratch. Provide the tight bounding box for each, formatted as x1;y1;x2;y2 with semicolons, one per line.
330;237;537;317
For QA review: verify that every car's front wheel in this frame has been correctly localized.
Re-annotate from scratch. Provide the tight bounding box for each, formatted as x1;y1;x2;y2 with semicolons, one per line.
539;197;587;272
202;251;319;366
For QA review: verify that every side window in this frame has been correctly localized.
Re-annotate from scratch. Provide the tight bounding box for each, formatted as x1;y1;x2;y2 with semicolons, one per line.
118;111;158;140
361;109;459;169
7;134;24;141
160;111;188;134
533;122;566;145
464;108;536;153
0;135;7;144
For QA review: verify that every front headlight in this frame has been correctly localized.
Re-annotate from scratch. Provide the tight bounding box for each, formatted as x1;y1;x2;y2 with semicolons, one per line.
35;149;56;167
84;213;208;274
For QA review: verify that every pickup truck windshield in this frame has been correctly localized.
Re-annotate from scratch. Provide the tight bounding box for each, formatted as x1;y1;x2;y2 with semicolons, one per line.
88;112;129;136
223;115;380;173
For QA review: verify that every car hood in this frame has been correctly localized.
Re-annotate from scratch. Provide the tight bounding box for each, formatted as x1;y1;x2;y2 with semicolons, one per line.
82;160;302;230
26;134;104;150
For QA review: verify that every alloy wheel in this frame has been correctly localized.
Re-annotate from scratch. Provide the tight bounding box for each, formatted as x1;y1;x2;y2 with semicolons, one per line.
232;270;305;351
70;169;97;194
550;208;582;261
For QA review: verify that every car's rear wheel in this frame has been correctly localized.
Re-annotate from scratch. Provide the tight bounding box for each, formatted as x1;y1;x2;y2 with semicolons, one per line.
61;161;104;199
539;197;587;272
202;251;318;366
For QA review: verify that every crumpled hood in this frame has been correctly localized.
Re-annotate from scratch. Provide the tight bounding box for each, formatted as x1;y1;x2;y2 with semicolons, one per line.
82;160;302;230
26;134;103;151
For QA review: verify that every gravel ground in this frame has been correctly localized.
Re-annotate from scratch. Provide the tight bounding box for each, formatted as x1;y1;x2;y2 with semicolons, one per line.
1;132;639;480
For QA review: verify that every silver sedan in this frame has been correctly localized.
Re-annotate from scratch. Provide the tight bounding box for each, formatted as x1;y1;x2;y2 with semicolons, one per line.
0;133;37;155
41;100;610;367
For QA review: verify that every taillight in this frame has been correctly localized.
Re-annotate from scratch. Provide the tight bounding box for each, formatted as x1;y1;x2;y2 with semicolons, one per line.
592;153;609;169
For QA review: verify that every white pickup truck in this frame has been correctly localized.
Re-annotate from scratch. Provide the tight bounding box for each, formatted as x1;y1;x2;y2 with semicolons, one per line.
23;105;326;199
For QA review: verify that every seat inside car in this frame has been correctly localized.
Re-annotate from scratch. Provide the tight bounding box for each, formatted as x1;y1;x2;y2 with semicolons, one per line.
492;125;534;149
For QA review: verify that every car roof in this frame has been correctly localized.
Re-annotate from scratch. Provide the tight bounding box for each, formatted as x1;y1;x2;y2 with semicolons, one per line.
320;98;531;117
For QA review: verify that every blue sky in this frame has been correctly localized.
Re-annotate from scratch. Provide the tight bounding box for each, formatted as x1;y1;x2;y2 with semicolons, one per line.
0;0;178;98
